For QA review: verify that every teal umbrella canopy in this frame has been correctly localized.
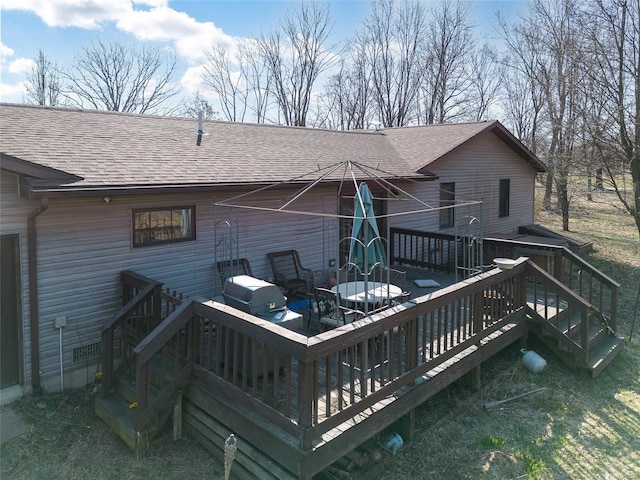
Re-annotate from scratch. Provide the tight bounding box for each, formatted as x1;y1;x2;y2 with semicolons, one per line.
348;183;387;273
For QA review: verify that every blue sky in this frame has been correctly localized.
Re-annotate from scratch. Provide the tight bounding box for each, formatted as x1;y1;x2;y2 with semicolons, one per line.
0;0;526;106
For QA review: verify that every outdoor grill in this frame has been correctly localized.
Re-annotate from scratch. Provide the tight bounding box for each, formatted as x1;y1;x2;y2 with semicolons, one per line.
222;275;302;329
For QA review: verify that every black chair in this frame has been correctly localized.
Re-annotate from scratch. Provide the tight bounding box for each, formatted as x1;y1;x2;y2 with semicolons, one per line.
216;258;253;283
388;268;411;304
267;250;313;297
370;266;411;306
313;287;364;331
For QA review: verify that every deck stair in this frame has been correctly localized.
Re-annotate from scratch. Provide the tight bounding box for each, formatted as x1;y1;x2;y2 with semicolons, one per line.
527;301;624;377
95;365;182;457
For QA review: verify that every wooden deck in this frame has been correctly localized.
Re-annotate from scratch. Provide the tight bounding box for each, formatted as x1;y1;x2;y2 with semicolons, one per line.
98;233;623;479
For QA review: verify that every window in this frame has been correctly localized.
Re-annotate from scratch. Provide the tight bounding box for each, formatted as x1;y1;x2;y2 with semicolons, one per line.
133;206;195;247
439;182;455;229
499;179;510;217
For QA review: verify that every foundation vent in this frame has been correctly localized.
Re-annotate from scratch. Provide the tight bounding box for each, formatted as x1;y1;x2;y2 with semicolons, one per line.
73;342;101;363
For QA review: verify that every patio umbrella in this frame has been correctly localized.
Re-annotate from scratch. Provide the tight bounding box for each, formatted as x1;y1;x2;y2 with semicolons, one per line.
348;182;387;274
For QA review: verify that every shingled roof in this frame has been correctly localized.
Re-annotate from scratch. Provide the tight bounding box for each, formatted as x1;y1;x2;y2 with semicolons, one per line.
383;121;545;173
0;103;544;197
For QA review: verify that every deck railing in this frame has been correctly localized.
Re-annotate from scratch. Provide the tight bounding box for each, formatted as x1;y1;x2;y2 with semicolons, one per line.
135;258;531;449
105;255;607;447
524;261;594;364
132;299;198;430
391;228;619;333
101;271;163;396
390;228;458;272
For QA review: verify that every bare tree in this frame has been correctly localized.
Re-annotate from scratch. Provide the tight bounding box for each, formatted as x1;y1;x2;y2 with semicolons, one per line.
581;0;640;239
202;44;248;122
62;40;180;114
318;39;374;130
360;0;428;127
180;92;219;120
499;0;586;231
256;2;337;126
239;42;273;123
418;0;473;124
499;65;545;155
24;50;62;106
466;44;502;121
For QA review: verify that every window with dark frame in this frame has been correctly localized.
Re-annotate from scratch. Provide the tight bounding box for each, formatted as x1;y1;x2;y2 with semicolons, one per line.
439;182;455;229
133;206;195;247
499;179;510;217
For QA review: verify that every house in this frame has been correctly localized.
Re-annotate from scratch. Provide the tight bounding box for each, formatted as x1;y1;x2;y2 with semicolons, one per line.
1;103;622;478
0;103;547;399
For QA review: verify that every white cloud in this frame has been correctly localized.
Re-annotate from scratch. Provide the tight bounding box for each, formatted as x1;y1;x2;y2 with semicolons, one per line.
8;57;36;74
0;80;27;102
180;65;208;95
2;0;242;63
116;6;236;61
1;41;16;57
1;0;132;29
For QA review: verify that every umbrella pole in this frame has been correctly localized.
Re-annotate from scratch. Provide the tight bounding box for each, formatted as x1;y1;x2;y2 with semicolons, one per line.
364;226;369;315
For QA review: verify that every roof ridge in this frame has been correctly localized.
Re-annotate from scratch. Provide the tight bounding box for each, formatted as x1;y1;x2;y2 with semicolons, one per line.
0;102;386;135
384;120;498;131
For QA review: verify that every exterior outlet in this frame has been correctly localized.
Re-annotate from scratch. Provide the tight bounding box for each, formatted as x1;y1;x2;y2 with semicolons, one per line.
55;316;67;328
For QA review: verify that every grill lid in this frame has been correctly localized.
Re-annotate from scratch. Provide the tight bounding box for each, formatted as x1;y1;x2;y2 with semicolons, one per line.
222;275;286;315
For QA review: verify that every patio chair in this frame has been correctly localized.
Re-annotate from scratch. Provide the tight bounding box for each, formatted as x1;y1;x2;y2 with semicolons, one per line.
370;266;411;306
216;258;254;283
267;249;313;297
313;287;364;331
388;268;411;304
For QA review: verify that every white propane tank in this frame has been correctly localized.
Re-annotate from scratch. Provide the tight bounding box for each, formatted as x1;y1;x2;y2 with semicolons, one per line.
383;432;404;455
521;349;547;374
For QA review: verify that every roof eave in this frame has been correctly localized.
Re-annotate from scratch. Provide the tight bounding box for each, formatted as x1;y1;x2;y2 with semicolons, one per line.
23;173;437;198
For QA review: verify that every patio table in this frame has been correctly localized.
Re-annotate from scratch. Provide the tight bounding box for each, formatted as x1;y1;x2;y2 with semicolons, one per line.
332;281;402;309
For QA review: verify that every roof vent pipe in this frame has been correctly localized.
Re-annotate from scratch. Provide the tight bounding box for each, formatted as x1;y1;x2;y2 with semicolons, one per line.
196;110;204;146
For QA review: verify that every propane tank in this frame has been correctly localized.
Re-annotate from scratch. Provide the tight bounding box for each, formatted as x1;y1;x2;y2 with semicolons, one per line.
383;432;404;455
521;349;547;374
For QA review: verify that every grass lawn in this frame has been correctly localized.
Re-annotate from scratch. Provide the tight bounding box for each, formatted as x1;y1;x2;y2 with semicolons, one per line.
2;188;639;480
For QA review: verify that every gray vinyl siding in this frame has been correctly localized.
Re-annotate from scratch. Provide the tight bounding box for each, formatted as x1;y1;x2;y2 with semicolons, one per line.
0;171;38;386
9;186;338;384
389;132;536;235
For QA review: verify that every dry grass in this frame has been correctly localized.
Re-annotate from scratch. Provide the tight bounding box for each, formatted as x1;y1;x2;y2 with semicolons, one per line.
1;388;223;479
1;189;639;480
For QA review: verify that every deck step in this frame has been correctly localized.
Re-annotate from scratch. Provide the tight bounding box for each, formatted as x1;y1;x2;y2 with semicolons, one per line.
582;335;625;378
95;391;170;456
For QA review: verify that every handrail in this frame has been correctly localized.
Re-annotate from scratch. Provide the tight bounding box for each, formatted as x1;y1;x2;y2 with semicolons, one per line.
132;299;199;430
390;227;458;272
100;274;162;397
524;260;594;363
391;227;619;334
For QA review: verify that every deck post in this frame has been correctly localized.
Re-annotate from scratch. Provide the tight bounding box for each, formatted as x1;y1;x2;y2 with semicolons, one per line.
470;365;481;390
473;291;484;335
395;409;415;444
553;249;563;281
173;391;183;441
297;361;314;449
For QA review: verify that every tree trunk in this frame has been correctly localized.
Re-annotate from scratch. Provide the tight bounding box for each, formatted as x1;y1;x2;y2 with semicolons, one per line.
543;172;553;210
557;180;570;231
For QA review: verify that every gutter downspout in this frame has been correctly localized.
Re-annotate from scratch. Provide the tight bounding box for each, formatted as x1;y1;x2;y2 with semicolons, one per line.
28;196;48;396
